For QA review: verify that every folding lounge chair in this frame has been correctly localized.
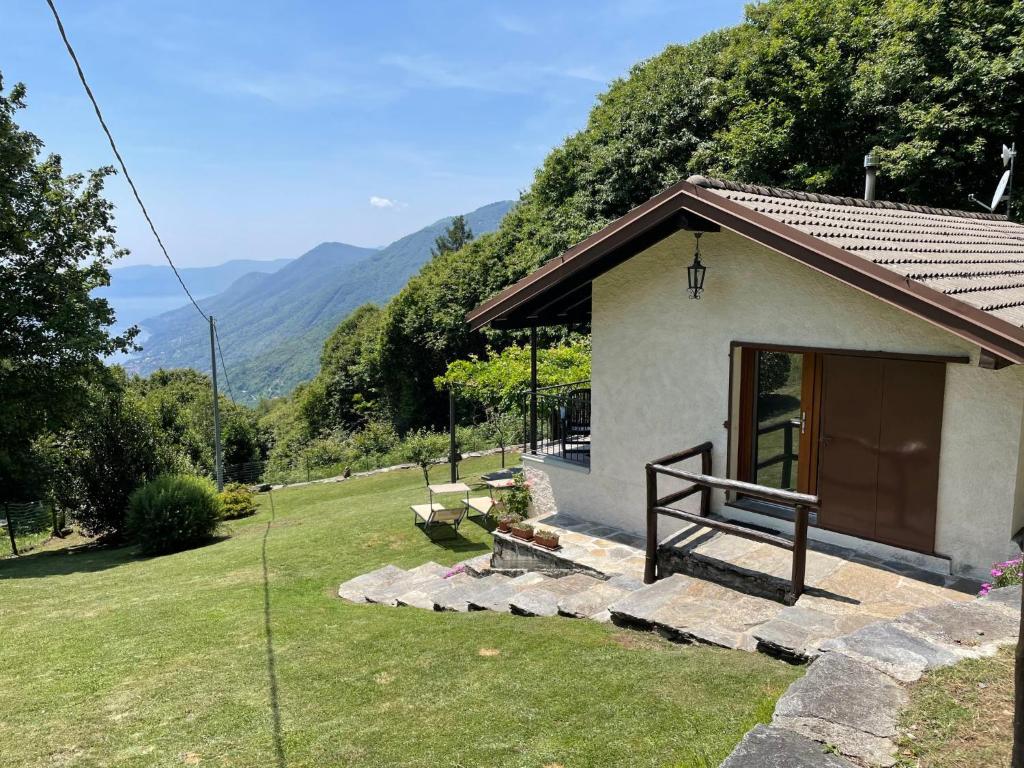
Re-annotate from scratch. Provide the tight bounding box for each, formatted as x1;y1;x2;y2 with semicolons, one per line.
412;483;470;534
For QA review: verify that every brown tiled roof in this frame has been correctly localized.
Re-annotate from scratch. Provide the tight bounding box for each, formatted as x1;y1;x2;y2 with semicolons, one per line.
468;175;1024;363
690;176;1024;327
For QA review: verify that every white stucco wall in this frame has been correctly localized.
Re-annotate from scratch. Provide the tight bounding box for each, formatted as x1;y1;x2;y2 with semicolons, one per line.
532;228;1024;579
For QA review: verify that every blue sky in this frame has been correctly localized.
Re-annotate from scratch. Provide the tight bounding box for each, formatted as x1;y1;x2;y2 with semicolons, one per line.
4;1;747;266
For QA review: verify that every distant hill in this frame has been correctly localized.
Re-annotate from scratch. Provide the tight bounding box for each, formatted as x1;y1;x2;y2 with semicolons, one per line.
125;200;515;400
99;258;291;334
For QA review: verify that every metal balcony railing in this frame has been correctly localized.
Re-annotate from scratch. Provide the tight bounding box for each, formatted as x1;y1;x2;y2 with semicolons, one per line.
522;380;591;468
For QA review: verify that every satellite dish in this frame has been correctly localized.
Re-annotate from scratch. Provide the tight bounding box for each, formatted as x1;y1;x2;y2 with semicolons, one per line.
991;169;1012;211
1003;144;1017;167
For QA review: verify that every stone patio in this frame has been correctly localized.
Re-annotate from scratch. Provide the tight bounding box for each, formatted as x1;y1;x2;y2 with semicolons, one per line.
336;514;1016;766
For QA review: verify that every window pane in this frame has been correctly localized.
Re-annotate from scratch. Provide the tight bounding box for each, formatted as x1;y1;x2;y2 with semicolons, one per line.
753;351;802;491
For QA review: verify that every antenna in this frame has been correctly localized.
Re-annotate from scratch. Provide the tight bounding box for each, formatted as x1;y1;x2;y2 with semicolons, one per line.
970;142;1017;217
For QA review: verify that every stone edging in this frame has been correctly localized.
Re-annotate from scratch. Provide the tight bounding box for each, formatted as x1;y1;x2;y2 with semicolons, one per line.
268;446;513;491
720;584;1022;767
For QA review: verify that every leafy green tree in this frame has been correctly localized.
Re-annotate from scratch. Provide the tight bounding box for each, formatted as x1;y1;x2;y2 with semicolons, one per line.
401;428;450;486
299;304;383;435
48;369;178;539
0;76;137;498
130;368;268;475
437;341;590;467
436;340;591;414
431;215;474;258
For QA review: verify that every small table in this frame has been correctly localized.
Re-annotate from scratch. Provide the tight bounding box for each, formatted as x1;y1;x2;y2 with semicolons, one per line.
463;477;518;522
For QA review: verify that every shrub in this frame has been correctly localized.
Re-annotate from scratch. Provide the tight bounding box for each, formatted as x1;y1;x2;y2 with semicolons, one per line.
351;420;400;457
980;555;1023;596
219;482;258;520
505;473;532;517
304;436;347;468
128;474;222;555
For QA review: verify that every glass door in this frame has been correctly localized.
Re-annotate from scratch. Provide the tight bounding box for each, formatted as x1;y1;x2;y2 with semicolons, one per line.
737;347;821;497
752;351;803;491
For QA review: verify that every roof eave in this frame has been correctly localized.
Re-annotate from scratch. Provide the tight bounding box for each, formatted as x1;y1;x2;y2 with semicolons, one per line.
467;181;1024;364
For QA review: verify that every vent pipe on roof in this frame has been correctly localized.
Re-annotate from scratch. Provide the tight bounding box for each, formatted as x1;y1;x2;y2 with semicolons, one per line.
864;152;880;201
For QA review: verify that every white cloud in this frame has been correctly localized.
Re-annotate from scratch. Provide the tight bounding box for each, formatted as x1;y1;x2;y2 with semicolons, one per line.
369;196;397;208
495;13;536;35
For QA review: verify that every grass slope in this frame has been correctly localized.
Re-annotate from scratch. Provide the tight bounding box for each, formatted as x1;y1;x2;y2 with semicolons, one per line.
0;454;799;768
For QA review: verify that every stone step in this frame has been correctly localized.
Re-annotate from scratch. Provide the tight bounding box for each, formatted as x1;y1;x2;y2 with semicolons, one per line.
364;562;449;606
467;572;551;612
609;573;784;650
753;605;855;663
818;620;961;683
338;564;407;603
608;574;693;629
509;574;606;617
436;573;512;612
892;597;1020;656
457;553;494;576
557;575;645;619
772;651;907;767
393;571;475;610
721;724;857;768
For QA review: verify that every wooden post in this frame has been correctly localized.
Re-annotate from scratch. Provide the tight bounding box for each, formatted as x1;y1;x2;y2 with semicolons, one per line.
529;324;538;454
449;388;458;483
1015;578;1024;767
5;503;17;556
644;466;658;584
700;446;712;518
789;503;809;604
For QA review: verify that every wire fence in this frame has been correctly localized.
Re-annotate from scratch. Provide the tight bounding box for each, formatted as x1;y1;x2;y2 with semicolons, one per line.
2;501;62;556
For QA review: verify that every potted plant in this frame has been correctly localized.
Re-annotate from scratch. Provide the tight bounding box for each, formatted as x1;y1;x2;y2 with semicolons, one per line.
504;473;532;519
497;513;523;533
533;528;560;550
511;521;534;541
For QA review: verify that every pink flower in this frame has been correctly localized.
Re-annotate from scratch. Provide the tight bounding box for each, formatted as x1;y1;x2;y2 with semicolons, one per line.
992;569;1004;578
979;583;992;596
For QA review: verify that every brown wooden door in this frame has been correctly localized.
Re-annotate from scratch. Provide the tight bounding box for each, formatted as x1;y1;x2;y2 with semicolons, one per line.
875;359;945;551
817;354;944;553
818;355;883;541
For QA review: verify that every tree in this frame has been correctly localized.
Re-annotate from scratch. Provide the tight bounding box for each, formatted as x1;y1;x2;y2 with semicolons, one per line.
0;75;137;498
431;215;474;258
299;304;383;435
436;340;590;467
401;429;450;486
48;369;177;539
436;340;592;414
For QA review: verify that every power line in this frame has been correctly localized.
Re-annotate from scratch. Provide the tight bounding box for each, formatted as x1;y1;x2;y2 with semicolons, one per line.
214;323;236;402
44;0;208;321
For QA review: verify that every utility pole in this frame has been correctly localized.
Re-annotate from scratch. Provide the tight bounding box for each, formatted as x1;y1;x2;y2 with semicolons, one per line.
209;316;223;491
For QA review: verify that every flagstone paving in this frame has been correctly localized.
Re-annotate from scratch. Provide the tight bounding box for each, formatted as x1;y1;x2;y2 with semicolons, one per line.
337;516;1015;767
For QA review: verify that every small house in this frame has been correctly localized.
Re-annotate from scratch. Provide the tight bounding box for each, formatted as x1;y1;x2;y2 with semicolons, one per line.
468;176;1024;581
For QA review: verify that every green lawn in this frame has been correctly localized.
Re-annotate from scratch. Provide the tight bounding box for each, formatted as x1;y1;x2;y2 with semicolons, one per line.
896;645;1015;768
0;453;800;768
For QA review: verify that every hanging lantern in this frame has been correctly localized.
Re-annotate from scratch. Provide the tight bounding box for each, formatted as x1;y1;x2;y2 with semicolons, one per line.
687;232;707;299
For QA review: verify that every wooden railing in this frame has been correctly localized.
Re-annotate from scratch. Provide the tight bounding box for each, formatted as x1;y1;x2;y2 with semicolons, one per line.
644;442;821;604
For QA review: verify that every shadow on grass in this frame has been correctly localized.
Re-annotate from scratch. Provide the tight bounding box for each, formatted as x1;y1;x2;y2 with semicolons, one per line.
262;491;287;768
0;534;235;580
0;540;136;579
420;527;491;555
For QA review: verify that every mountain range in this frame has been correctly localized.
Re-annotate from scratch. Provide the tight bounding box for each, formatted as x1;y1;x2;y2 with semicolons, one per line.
100;258;293;335
123;200;515;401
